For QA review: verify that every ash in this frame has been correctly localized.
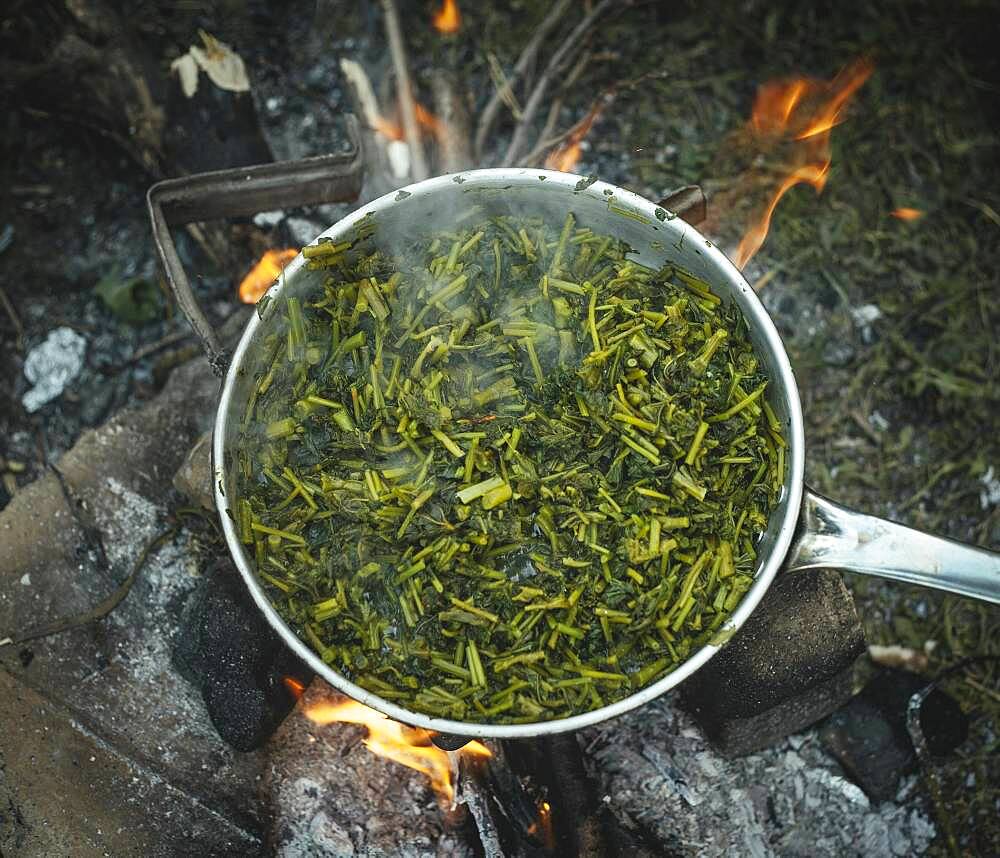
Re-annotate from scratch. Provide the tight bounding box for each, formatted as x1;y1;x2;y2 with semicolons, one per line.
21;325;87;413
267;681;475;858
584;696;936;857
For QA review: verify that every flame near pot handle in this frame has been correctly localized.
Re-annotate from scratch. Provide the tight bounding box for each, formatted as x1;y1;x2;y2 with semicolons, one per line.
786;488;1000;605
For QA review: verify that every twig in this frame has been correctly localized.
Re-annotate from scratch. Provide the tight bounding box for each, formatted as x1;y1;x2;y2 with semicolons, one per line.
184;222;226;269
22;106;157;180
528;97;565;165
474;0;574;160
485;52;522;121
380;0;428;181
431;70;473;173
339;57;400;189
0;526;177;649
523;67;661;168
501;0;617;167
103;328;194;374
0;284;24;352
522;115;576;168
521;47;595;166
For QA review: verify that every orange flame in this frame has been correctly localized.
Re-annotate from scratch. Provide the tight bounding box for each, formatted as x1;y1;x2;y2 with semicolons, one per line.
432;0;461;34
283;676;306;698
891;207;924;221
545;100;605;173
304;698;490;802
527;800;556;850
372;104;444;143
734;58;874;269
238;248;297;304
415;103;446;141
372;114;405;142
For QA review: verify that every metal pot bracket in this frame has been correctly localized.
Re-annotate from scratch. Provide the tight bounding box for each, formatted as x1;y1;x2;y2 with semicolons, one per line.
147;116;366;376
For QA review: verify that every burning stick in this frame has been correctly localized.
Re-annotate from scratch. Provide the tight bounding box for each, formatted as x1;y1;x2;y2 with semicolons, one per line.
525;69;665;170
501;0;617;167
339;57;410;186
381;0;429;181
523;48;596;167
238;248;297;304
304;695;490;804
474;0;574;160
540;92;607;171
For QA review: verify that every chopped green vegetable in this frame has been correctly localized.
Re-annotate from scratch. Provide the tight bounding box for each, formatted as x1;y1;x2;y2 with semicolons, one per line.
235;209;784;723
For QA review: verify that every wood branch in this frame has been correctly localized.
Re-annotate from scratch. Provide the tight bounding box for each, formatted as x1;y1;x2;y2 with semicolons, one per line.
380;0;428;181
339;57;402;196
455;741;549;857
527;97;565;166
452;732;670;858
525;68;666;169
504;734;666;858
474;0;574;161
500;0;617;167
431;69;473;173
522;47;596;167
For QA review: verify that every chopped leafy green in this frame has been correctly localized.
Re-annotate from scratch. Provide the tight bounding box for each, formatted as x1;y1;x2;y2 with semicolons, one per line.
235;210;784;723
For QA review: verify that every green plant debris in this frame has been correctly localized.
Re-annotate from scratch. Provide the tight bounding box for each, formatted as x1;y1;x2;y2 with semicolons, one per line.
235;210;783;723
94;269;162;324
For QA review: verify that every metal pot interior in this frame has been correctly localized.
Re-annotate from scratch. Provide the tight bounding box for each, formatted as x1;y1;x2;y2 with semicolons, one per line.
214;168;805;738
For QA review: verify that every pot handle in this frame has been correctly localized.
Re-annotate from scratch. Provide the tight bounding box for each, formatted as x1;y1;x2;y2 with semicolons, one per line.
146;115;365;376
785;487;1000;604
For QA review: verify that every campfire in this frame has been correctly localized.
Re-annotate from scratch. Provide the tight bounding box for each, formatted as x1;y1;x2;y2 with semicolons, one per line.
732;57;874;269
302;695;491;804
239;248;297;304
3;1;999;856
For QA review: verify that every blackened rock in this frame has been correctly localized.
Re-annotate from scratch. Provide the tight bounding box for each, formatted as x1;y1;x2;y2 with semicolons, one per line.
820;697;909;803
820;668;968;802
174;561;313;751
680;568;864;755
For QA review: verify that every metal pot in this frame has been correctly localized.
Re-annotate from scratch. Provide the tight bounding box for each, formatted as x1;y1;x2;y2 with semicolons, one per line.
209;168;999;740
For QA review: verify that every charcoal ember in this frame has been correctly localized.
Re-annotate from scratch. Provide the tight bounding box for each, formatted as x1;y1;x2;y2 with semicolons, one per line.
174;561;312;750
820;668;968;802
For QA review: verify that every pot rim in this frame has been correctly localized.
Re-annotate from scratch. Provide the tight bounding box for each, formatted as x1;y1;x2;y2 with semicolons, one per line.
213;168;806;738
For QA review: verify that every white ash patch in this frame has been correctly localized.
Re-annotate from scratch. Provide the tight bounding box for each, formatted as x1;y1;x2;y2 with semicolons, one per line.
253;209;285;228
286;217;324;246
584;696;936;857
85;478;214;764
99;476;161;567
22;326;87;412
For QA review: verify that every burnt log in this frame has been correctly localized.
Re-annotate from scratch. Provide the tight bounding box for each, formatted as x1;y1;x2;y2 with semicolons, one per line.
454;733;669;858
